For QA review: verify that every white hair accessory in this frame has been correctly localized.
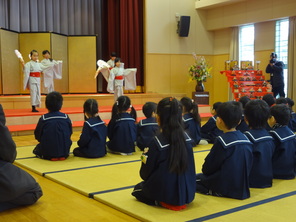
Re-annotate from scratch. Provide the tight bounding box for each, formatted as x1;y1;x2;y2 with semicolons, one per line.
28;54;31;60
130;105;132;108
116;101;119;106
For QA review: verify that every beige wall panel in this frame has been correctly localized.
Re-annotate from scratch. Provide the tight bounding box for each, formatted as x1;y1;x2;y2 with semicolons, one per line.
51;33;68;93
206;0;296;30
214;28;231;55
145;0;213;55
145;54;171;93
0;30;20;94
19;33;51;94
68;36;96;93
255;21;275;52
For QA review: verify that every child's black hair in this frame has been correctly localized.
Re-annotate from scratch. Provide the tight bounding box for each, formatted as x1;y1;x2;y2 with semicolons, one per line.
239;96;251;109
270;104;291;125
45;91;63;112
83;99;99;119
30;50;38;58
275;97;287;105
42;50;50;55
114;57;121;67
262;94;275;107
286;97;295;109
212;102;223;111
111;96;137;120
244;99;269;129
157;97;187;174
180;97;201;124
110;52;117;57
142;102;157;118
216;101;242;129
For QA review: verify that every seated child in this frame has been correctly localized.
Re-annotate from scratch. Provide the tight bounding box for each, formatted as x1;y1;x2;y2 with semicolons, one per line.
201;102;223;143
262;94;275;107
132;97;196;210
33;91;72;160
137;102;159;151
196;101;253;200
268;104;296;179
236;96;250;133
286;97;296;132
0;104;42;212
73;99;107;158
107;96;137;155
244;100;275;188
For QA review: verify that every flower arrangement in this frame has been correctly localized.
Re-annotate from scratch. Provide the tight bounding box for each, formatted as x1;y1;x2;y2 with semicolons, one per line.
188;53;212;82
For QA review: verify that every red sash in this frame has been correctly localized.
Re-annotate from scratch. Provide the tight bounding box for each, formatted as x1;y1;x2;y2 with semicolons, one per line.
30;72;41;77
115;76;123;80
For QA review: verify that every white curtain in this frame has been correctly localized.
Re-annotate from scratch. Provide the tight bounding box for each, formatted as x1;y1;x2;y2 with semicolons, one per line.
0;0;99;35
288;16;296;109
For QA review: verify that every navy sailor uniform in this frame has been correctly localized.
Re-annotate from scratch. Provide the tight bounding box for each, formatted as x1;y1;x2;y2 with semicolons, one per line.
107;113;137;154
136;117;159;151
73;116;107;158
132;133;196;206
269;126;296;179
0;104;42;212
200;115;223;143
288;111;296;132
183;113;201;145
244;129;275;188
196;131;253;200
33;111;72;159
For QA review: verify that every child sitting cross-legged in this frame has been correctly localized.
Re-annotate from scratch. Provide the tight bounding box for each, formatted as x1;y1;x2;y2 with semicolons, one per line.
196;101;253;200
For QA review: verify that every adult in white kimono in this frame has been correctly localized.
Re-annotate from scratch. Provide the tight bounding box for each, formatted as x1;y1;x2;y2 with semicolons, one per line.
22;50;46;112
41;50;63;93
94;58;137;101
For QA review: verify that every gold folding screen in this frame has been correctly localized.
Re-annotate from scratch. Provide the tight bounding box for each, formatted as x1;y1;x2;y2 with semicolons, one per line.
0;31;97;95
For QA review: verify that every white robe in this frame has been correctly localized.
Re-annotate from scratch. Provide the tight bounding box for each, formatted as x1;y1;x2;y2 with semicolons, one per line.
40;59;62;93
23;61;45;107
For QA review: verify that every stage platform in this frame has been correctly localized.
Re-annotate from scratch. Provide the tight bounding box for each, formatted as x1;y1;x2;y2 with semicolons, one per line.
0;93;212;135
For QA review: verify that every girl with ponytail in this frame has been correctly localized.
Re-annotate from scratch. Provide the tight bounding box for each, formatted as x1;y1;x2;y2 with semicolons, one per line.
180;97;204;146
73;99;107;158
107;96;137;155
132;97;196;210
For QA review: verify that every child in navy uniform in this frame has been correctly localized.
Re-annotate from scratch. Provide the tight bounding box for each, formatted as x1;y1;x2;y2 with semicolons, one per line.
268;104;296;179
196;101;253;200
137;102;159;151
286;97;296;132
244;100;275;188
107;96;137;155
201;102;223;143
73;99;107;158
237;96;250;132
33;91;72;160
132;97;196;210
180;97;204;146
0;104;42;211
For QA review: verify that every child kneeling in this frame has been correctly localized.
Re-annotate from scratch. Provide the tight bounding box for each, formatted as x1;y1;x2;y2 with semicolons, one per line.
196;101;253;200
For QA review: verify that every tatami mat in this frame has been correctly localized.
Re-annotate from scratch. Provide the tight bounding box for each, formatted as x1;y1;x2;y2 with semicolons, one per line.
14;143;296;222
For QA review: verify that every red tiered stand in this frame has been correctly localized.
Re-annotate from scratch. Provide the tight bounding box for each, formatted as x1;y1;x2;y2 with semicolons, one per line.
220;70;273;101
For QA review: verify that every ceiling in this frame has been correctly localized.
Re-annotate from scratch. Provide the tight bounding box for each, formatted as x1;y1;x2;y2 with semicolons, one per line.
195;0;247;10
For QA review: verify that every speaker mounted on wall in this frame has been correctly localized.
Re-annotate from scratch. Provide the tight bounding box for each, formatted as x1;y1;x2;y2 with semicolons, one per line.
177;16;190;37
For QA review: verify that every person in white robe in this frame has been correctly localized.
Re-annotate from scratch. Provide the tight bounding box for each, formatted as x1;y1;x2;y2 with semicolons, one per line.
41;50;63;93
21;50;46;112
106;52;117;68
94;58;137;101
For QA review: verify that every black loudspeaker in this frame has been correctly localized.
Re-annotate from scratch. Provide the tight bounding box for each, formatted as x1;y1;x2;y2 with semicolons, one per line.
177;16;190;37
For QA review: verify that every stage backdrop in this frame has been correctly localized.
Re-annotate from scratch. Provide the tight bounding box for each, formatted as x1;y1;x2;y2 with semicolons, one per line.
68;36;97;93
0;29;20;94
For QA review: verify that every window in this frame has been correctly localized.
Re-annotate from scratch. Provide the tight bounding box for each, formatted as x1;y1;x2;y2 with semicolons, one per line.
275;19;289;96
239;25;255;64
